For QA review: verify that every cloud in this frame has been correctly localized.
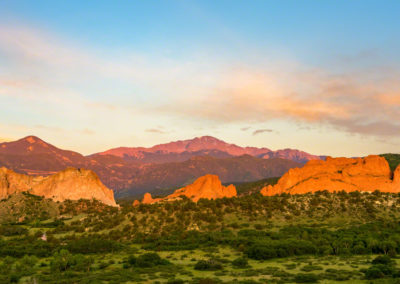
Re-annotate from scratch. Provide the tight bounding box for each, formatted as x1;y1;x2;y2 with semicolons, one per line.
157;65;400;139
145;128;166;134
252;129;274;136
1;24;400;142
81;129;95;135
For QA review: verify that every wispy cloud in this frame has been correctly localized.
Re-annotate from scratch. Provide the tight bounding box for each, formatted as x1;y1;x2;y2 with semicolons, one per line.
252;129;274;136
145;128;166;134
241;127;250;131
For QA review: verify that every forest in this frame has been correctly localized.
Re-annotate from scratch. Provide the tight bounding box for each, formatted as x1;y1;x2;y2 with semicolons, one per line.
1;189;400;283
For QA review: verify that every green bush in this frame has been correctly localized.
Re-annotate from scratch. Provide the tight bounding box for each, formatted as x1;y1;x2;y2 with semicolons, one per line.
293;273;319;283
301;265;323;272
365;267;385;280
371;255;393;265
245;245;276;260
194;260;223;271
232;257;248;268
127;253;170;268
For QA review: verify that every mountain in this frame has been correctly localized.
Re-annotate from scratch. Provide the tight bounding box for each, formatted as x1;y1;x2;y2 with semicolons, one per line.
117;155;301;197
0;136;140;190
0;166;117;206
98;136;270;158
260;149;324;164
261;155;400;196
0;136;87;174
0;136;303;196
94;136;321;164
138;174;236;204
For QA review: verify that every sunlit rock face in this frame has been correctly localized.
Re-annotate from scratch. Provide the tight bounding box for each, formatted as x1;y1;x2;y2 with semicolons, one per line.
140;174;237;204
0;167;117;206
261;155;400;196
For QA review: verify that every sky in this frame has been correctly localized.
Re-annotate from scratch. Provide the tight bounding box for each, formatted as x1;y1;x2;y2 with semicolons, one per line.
0;0;399;156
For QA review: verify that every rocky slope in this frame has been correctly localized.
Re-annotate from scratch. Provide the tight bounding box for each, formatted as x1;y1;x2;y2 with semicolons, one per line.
260;149;323;164
138;174;237;204
261;155;400;196
0;167;117;206
118;155;301;196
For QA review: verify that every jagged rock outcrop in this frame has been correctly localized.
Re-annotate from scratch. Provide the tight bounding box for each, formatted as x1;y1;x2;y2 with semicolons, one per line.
261;155;400;196
139;174;237;204
0;167;117;206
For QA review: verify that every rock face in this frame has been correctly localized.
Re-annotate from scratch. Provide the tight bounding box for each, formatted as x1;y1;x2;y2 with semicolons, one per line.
261;155;400;196
0;167;117;206
140;174;237;204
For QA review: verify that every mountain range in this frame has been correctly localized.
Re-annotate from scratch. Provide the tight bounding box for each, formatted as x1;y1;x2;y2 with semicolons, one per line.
95;135;323;164
0;135;322;196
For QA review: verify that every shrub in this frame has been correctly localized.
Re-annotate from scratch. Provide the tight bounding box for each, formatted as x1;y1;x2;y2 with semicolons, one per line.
232;257;248;268
365;267;385;280
301;265;323;272
371;255;393;265
245;245;277;260
127;253;170;268
194;260;223;271
293;273;319;283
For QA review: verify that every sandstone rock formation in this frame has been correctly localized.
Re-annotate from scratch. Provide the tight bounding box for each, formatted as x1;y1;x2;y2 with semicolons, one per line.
140;174;237;204
0;167;117;206
261;155;400;196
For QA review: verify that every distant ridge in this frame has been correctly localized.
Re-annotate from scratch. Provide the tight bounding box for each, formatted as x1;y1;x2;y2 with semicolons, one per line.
94;135;322;164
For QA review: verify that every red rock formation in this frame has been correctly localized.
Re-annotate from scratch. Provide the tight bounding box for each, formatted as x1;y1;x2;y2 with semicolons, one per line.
0;167;34;199
140;174;237;204
0;167;117;206
261;155;400;196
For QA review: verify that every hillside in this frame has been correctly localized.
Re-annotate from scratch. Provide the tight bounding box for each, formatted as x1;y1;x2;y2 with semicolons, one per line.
2;191;400;283
117;155;301;197
380;153;400;171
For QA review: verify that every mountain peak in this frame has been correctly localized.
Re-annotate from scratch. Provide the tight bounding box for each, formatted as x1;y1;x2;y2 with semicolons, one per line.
194;136;223;142
95;136;323;164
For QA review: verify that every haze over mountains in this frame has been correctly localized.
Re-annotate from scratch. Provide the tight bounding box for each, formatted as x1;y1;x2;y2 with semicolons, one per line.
0;135;322;196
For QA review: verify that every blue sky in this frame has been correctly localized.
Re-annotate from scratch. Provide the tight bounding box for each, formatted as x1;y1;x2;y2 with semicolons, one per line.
0;0;399;155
